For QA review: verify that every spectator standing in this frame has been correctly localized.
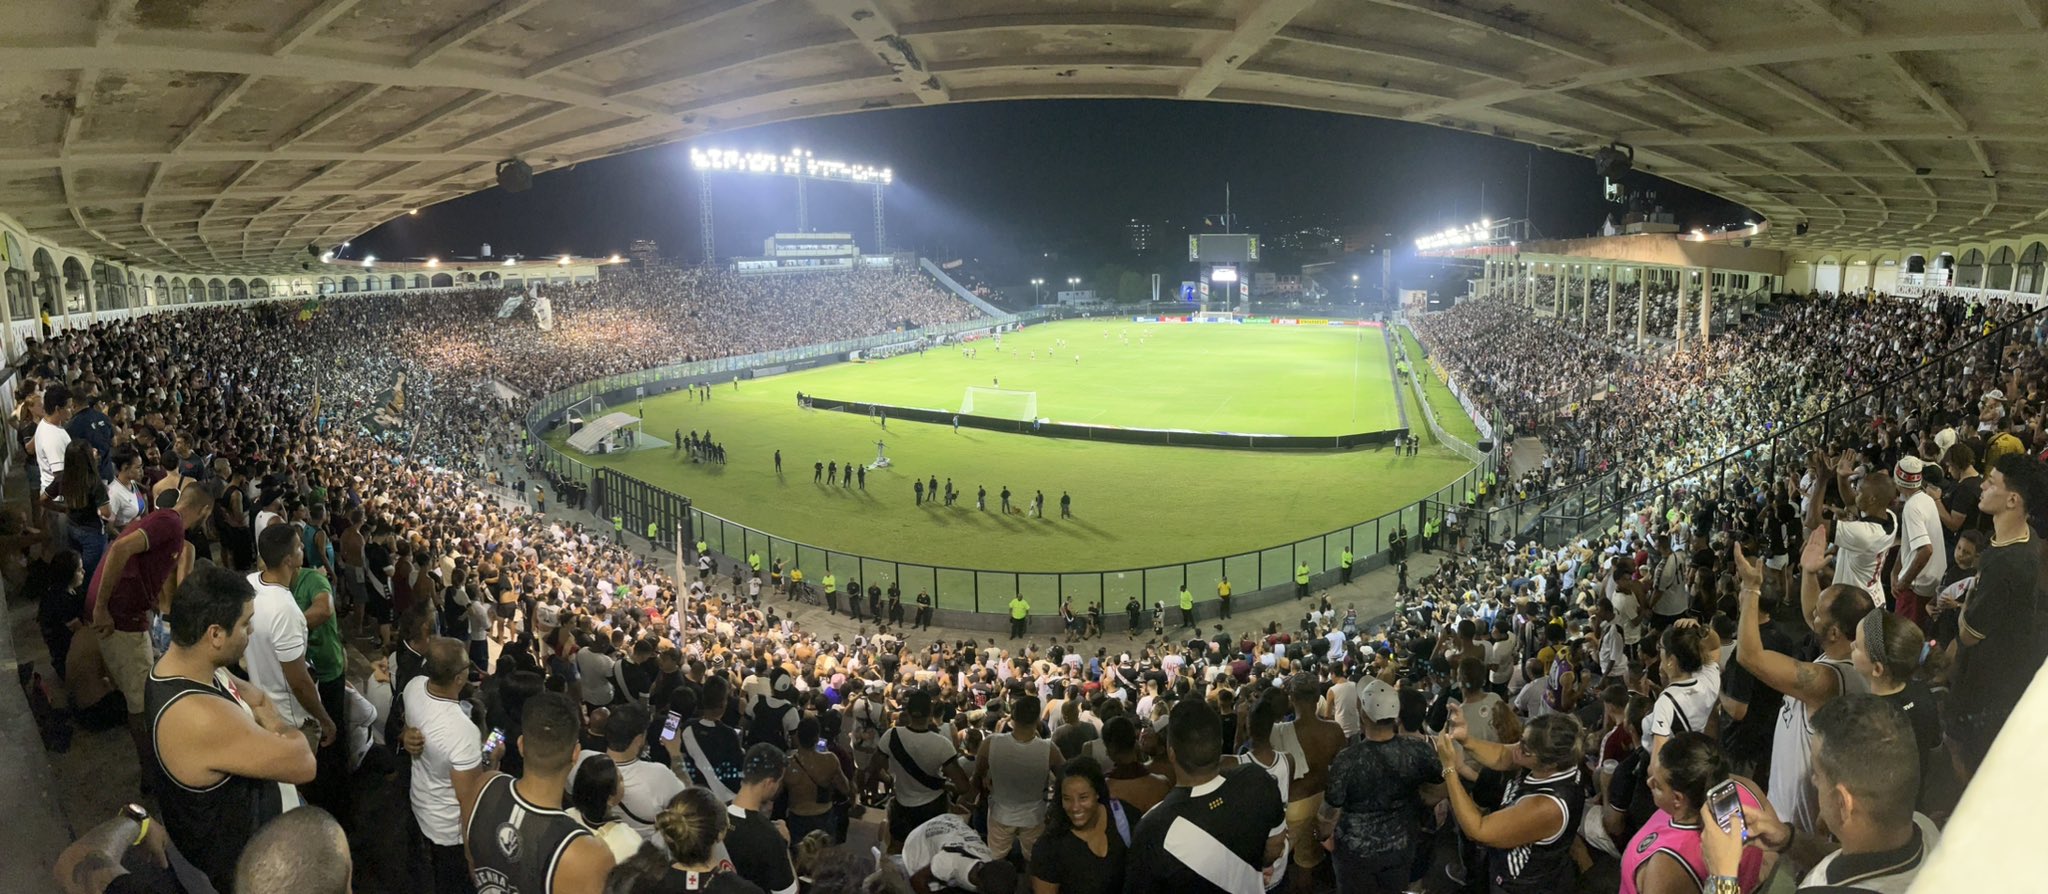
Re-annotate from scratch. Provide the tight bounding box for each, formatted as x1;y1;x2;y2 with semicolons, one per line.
1945;453;2048;781
1702;695;1941;893
89;486;215;777
464;691;616;893
1318;679;1442;894
404;637;491;893
572;703;683;842
873;689;970;853
1433;712;1587;894
679;676;748;801
975;694;1059;861
723;745;798;894
146;566;316;893
1890;457;1946;627
1029;757;1131;894
1124;699;1286;894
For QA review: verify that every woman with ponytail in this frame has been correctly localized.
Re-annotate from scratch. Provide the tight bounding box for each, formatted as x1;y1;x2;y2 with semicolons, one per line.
1849;609;1954;815
654;787;765;894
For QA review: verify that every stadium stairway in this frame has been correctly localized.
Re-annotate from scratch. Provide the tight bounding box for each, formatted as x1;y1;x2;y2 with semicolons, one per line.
919;259;1007;317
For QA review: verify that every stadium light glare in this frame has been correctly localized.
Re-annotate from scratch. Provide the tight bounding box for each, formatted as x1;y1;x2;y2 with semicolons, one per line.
559;255;571;266
609;254;623;263
427;257;439;267
689;146;895;185
1413;219;1495;251
503;257;516;266
361;255;375;268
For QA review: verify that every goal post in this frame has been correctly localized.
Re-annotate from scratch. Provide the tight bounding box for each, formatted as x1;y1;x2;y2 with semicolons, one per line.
961;386;1039;420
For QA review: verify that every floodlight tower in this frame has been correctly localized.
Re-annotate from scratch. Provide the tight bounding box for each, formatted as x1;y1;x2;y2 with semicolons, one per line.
689;146;895;263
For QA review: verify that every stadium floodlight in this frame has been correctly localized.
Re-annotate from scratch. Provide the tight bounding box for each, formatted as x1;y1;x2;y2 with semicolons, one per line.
427;257;439;267
1210;266;1238;284
689;146;894;185
1414;219;1498;251
362;255;375;268
559;255;570;266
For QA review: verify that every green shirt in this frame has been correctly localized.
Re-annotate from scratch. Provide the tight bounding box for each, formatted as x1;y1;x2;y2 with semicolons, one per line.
291;568;344;684
747;552;762;570
823;574;836;593
1340;549;1354;568
647;522;659;538
1010;597;1030;620
1178;589;1193;610
612;516;623;531
1295;564;1310;584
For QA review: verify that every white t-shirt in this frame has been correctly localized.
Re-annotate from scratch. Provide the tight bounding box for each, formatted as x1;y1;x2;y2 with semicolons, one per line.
879;726;959;808
404;676;482;846
243;572;310;728
1897;491;1947;596
575;650;617;705
1607;576;1648;645
899;813;992;889
1833;512;1897;606
1644;663;1722;744
107;479;143;528
253;510;282;545
33;420;70;492
571;752;685;841
1486;635;1519;685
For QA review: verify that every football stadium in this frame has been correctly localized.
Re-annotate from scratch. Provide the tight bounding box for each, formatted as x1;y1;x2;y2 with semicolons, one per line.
1;1;2042;893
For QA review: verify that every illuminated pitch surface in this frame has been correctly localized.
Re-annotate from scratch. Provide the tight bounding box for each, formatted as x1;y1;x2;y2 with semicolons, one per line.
829;320;1399;435
550;320;1466;583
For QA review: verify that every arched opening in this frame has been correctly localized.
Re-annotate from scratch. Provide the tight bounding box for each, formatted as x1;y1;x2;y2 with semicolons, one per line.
1957;248;1986;288
169;279;187;304
504;275;522;290
389;274;405;291
251;278;269;300
1906;254;1927;274
459;272;477;283
1989;246;2017;291
412;274;428;289
317;277;336;295
340;276;358;292
361;274;380;292
61;257;89;313
480;271;501;287
153;275;168;307
207;278;226;302
2020;243;2047;294
188;277;206;304
228;278;248;301
3;232;30;319
1814;255;1843;294
430;272;454;288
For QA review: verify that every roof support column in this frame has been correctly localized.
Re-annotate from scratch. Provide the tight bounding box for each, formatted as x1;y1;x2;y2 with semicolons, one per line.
1635;267;1647;349
1700;267;1715;345
1674;268;1686;348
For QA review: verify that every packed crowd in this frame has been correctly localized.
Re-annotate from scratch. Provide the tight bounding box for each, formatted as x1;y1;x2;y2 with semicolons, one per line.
10;271;2045;894
1417;291;2029;508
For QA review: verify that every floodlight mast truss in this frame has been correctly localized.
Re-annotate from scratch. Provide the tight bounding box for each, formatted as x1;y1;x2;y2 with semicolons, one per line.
689;147;895;263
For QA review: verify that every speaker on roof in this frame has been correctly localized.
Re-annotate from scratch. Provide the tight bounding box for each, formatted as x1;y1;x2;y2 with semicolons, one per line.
307;244;321;258
1591;142;1634;179
1477;439;1496;454
497;159;533;193
1795;221;1810;236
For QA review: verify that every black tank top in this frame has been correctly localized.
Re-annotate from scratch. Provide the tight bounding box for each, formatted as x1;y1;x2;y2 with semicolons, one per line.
146;670;284;893
466;773;595;894
1489;767;1586;894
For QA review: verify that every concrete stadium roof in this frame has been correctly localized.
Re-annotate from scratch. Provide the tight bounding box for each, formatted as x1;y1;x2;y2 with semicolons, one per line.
5;0;2046;271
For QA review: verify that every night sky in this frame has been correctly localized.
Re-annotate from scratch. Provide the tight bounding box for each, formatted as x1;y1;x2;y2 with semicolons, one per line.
351;100;1750;283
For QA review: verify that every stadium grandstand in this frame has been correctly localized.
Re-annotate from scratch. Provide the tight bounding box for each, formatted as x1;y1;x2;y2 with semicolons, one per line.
2;2;2045;894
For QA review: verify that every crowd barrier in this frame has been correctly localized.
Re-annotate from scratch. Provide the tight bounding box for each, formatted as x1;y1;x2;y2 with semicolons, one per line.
801;396;1403;451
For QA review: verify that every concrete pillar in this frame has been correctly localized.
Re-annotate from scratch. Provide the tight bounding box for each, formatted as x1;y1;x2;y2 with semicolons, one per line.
1673;268;1686;346
1635;267;1647;347
1554;267;1564;318
1700;267;1715;344
1604;267;1615;335
1581;268;1592;327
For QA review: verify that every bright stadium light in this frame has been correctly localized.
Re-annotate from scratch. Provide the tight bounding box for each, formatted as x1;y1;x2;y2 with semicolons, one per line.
689;146;895;185
609;253;622;263
427;257;439;267
362;255;375;268
1414;219;1496;251
559;255;571;265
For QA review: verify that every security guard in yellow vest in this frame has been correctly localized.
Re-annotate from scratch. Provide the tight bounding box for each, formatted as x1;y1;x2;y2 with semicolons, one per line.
1178;585;1195;629
1295;561;1311;600
822;573;839;615
1217;577;1233;619
747;551;762;575
1339;546;1355;584
646;520;658;549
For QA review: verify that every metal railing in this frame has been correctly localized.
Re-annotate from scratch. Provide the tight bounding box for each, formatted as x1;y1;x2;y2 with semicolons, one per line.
526;306;1486;615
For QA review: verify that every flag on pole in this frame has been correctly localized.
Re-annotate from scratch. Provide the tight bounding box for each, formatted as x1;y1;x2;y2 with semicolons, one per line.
675;528;688;639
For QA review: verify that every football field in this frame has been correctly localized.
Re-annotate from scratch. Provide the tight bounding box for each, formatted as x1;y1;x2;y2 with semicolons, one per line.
548;319;1470;584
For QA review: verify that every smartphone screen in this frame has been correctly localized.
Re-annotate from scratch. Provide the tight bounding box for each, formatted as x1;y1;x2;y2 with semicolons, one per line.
661;710;683;743
1706;780;1744;837
482;728;506;756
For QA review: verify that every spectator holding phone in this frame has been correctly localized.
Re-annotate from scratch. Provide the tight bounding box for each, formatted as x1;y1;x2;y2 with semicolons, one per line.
1620;732;1767;894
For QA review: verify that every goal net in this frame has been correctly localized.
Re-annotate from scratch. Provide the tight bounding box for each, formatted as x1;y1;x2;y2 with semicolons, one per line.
961;386;1038;420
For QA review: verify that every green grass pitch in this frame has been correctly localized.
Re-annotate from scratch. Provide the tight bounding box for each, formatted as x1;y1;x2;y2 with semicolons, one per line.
1397;326;1484;446
549;319;1471;606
